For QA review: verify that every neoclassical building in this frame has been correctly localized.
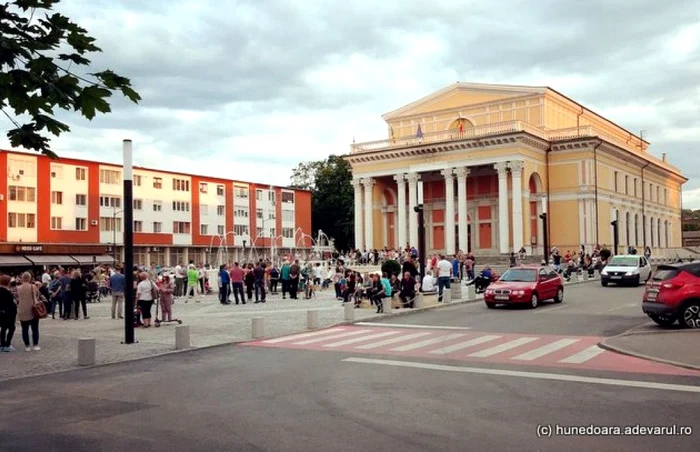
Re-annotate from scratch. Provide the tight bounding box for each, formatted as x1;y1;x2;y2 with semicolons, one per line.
345;82;686;256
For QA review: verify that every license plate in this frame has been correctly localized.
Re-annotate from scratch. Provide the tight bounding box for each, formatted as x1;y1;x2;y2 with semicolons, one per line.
495;295;510;301
647;291;658;301
611;276;622;280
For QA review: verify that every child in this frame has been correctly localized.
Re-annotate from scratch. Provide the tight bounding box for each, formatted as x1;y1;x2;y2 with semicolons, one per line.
159;275;174;322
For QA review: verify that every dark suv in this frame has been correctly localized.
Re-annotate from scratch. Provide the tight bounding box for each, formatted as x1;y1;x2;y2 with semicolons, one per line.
642;262;700;328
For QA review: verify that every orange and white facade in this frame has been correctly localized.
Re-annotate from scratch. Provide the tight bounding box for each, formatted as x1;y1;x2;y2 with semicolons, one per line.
0;150;312;266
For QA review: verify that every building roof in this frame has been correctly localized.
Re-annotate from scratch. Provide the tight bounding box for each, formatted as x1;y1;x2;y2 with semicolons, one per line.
1;149;310;192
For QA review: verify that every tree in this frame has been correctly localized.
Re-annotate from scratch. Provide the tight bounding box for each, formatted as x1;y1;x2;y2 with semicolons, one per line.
291;155;354;251
1;0;140;158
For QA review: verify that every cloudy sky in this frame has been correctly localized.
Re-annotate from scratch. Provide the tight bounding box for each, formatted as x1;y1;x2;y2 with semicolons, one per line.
3;0;700;206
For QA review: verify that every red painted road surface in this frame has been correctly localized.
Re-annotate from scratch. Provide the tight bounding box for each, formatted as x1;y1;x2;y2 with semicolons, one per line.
245;325;700;376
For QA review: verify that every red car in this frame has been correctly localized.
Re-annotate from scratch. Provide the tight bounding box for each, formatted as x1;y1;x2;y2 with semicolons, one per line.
484;265;564;309
642;262;700;328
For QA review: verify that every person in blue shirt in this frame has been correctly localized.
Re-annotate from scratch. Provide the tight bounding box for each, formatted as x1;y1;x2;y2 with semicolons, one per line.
219;264;231;305
451;256;460;281
108;267;126;320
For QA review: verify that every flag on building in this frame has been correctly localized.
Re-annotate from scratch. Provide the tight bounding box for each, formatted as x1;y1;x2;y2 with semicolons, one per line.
417;124;423;140
390;127;396;143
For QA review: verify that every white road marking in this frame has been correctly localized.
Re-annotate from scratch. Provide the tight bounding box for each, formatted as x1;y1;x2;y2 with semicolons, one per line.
468;337;539;357
343;358;700;393
354;322;472;330
429;335;502;355
262;328;345;344
390;333;465;352
534;305;569;314
606;302;639;313
559;345;606;363
511;339;580;361
322;331;400;348
294;330;372;345
355;332;432;350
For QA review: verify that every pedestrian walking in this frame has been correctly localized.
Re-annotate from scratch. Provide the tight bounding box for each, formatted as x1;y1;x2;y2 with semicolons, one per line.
109;266;126;320
0;274;17;352
16;272;42;351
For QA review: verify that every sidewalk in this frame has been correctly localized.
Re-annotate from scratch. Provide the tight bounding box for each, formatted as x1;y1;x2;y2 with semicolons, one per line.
600;329;700;370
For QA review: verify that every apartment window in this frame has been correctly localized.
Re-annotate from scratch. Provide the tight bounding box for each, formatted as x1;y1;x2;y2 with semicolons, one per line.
256;227;263;237
153;177;162;189
51;191;63;205
75;218;87;231
172;201;190;212
256;189;263;200
199;182;208;193
153;201;162;212
8;186;36;202
99;196;121;208
234;187;248;198
100;217;122;232
268;191;276;203
51;217;62;230
133;199;143;210
75;194;87;206
153;222;162;233
634;178;638;197
99;169;121;184
235;208;249;218
134;221;143;232
7;159;35;177
201;204;208;215
8;213;36;228
173;178;190;191
217;205;225;216
234;225;248;236
133;174;142;186
269;227;276;237
282;210;294;222
217;185;224;196
200;224;209;235
256;208;263;219
217;225;225;235
613;171;618;192
173;221;191;234
75;167;86;181
281;192;295;203
50;165;63;179
268;212;275;220
282;227;294;238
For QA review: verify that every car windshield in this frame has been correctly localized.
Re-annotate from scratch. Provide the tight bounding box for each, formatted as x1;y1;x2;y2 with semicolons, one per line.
499;269;537;282
609;256;638;267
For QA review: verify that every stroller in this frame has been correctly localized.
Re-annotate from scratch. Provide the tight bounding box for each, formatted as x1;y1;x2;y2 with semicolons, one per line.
86;280;100;303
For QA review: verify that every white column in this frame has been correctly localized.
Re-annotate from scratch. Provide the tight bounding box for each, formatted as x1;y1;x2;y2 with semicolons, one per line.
407;172;420;247
455;167;470;253
352;178;363;249
394;173;407;250
362;177;374;250
494;162;510;254
441;168;456;255
510;161;524;253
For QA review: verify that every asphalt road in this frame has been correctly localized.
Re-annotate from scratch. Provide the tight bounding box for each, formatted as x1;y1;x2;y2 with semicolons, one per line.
1;282;698;452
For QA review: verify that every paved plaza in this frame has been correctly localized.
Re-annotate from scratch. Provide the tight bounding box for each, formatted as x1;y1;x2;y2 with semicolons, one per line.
0;288;433;381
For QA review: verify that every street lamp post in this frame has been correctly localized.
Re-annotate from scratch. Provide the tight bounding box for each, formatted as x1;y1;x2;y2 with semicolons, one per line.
611;220;619;256
415;180;426;288
540;213;549;264
123;140;135;344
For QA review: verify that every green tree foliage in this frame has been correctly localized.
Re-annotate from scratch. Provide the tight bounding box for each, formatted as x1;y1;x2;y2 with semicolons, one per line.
381;259;401;278
1;0;140;157
291;155;354;251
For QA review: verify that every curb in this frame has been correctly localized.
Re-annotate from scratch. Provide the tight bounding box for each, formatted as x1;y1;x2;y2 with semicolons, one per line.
598;328;700;372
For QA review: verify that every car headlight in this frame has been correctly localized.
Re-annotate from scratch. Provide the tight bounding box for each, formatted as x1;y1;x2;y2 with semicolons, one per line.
601;270;608;275
515;290;525;295
626;270;639;276
485;289;492;295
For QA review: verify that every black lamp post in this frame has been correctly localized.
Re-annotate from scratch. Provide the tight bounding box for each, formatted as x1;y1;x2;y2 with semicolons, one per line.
415;204;426;289
122;140;135;344
539;212;548;264
611;220;619;256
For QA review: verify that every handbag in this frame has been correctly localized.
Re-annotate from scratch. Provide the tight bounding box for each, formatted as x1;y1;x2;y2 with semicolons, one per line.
32;287;48;319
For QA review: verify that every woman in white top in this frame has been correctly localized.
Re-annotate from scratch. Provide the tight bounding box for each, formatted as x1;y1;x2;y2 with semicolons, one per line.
422;271;437;292
136;272;156;328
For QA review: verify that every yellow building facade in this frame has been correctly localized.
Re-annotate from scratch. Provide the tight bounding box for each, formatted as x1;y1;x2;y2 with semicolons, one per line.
345;82;686;257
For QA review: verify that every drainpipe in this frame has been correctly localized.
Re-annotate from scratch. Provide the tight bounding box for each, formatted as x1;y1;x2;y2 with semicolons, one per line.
593;140;603;246
641;162;651;248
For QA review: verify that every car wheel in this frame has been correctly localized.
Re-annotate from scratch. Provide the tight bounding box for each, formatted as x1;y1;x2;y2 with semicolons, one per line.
529;294;539;309
601;281;608;287
553;288;564;304
485;302;496;309
648;314;677;328
680;302;700;329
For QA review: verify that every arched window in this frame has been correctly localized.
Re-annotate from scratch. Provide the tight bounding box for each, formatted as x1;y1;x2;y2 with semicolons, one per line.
650;217;655;247
625;212;631;246
657;218;662;248
634;214;639;246
665;220;669;247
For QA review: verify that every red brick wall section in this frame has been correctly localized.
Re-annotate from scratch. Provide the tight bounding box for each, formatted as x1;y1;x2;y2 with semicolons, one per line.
294;190;312;247
0;152;7;241
134;232;173;245
37;156;100;243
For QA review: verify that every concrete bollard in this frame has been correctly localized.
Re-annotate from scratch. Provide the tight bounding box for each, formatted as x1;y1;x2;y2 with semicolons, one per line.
583;271;589;281
415;293;425;309
382;298;392;314
252;317;265;339
577;272;584;283
77;337;96;366
466;285;476;301
307;309;319;329
594;269;600;280
442;289;452;303
344;302;355;322
175;325;190;350
450;283;462;300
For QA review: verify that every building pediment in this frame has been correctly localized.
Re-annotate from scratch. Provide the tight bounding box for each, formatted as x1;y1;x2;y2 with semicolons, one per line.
382;82;547;121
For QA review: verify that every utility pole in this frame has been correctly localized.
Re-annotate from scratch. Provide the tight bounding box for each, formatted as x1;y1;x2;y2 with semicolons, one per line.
415;180;426;287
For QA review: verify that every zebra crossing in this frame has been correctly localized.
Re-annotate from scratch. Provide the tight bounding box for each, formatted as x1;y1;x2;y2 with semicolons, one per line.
246;325;700;376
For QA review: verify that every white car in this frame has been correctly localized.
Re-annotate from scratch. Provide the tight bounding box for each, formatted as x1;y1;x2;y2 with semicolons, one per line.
601;255;652;286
